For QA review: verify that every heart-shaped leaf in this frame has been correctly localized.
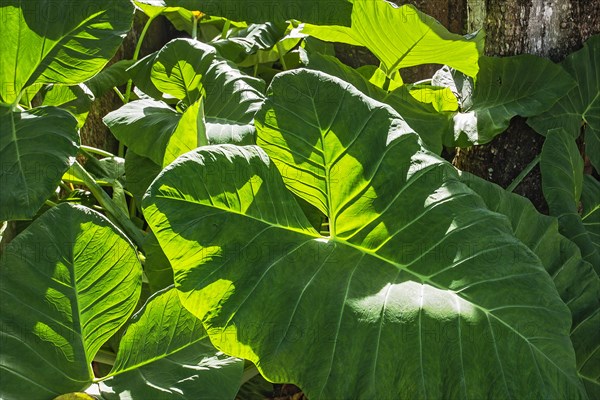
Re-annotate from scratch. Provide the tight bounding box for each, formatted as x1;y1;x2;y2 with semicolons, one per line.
143;69;584;399
302;0;483;79
124;39;264;147
0;0;133;103
100;287;243;399
0;203;142;398
0;105;79;220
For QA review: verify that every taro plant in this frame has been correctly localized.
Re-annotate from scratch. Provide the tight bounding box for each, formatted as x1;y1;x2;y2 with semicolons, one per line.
0;0;598;399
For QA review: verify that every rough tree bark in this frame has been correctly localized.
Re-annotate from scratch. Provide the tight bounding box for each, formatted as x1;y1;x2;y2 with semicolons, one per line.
454;0;600;211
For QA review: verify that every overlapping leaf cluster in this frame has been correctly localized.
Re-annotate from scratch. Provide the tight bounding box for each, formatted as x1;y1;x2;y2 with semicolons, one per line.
0;0;598;399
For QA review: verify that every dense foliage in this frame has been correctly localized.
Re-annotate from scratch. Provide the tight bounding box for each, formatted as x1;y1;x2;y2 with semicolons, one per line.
0;0;598;399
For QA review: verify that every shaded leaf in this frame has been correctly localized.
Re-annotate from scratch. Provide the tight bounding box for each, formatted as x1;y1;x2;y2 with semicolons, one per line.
142;231;174;292
541;128;600;271
0;105;79;220
124;150;163;209
133;0;353;25
528;35;600;172
582;175;600;264
460;171;600;397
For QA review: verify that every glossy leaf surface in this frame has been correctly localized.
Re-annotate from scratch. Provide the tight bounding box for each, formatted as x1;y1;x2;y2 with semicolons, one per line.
0;0;133;103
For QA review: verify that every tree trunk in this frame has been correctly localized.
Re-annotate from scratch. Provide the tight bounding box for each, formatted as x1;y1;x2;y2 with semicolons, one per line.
454;0;600;211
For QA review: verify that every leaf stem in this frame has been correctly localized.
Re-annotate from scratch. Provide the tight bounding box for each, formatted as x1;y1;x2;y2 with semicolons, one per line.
506;154;541;193
71;161;145;248
221;20;231;39
80;145;116;158
113;86;126;103
197;99;209;146
94;349;116;366
277;41;288;70
192;14;199;40
45;199;58;207
241;364;260;384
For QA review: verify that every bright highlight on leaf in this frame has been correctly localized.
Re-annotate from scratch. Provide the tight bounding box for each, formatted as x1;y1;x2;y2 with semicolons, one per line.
0;0;134;103
302;0;484;79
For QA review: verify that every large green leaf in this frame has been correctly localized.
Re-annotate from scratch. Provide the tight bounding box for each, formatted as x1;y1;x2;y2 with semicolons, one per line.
528;35;600;172
460;172;600;396
133;0;353;25
128;39;264;142
99;287;243;399
302;0;483;79
144;70;584;398
299;50;451;154
541;128;600;271
0;203;142;399
445;55;576;146
0;0;133;104
0;105;79;220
